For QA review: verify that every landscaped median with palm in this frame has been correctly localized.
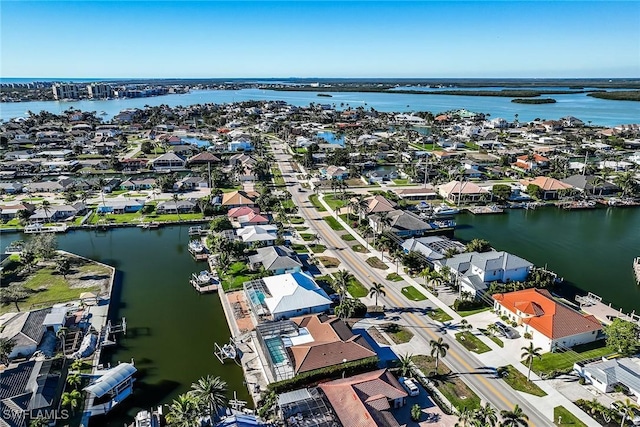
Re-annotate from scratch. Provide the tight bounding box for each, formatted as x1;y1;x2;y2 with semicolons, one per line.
166;375;229;426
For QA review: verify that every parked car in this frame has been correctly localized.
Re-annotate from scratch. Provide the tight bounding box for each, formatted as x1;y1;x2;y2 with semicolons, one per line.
494;321;519;339
399;377;420;397
611;401;640;425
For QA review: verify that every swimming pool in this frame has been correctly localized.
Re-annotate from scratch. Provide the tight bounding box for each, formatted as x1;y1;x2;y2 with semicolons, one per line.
264;337;287;364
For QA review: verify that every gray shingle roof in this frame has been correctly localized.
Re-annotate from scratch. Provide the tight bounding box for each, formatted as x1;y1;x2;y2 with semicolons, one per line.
584;358;640;393
248;246;302;271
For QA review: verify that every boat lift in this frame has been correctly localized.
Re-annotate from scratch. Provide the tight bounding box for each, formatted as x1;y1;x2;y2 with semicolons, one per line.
99;317;127;347
213;340;238;364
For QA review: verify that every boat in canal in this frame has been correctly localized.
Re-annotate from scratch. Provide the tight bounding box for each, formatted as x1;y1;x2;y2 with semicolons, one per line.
433;204;460;216
133;407;162;427
188;240;205;253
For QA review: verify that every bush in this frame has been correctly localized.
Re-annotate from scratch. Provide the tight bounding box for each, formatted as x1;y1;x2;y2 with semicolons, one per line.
453;299;485;311
501;315;509;321
511;321;518;328
523;332;532;340
578;377;586;385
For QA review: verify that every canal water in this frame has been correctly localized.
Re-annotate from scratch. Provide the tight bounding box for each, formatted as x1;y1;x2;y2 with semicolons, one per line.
454;206;640;313
2;226;249;425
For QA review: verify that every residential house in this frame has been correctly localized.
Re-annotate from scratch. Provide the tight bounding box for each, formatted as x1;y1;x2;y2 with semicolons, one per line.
150;152;186;171
243;272;332;321
235;211;270;227
597;160;634;172
96;199;145;214
187;151;221;165
511;154;550;173
438;180;490;204
0;182;24;194
434;251;533;297
156;199;197;214
369;209;442;238
575;358;640;401
236;224;278;246
221;190;258;208
248;246;302;275
364;195;397;215
0;309;48;359
120;158;148;171
0;202;35;220
561;175;619;196
319;369;408;427
320;165;349;180
493;288;603;352
174;176;208;191
228;139;254;152
30;203;87;222
521;177;573;200
119;178;156;191
394;186;438;200
401;236;465;261
25;181;64;193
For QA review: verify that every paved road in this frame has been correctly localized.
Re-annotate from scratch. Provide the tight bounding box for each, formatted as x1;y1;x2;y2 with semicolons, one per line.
271;141;553;427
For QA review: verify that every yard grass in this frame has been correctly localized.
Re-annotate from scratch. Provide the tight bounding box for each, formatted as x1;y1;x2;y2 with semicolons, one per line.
219;261;261;291
411;355;481;412
317;256;340;269
294;226;308;231
401;286;426;301
309;244;326;253
290;244;309;253
531;340;613;376
346;276;368;298
323;194;348;211
385;273;404;282
308;194;326;211
366;257;389;270
501;365;547;397
428;308;453;322
323;216;344;231
340;233;356;241
456;306;491;317
271;167;285;186
391;179;415;186
351;244;369;254
299;233;317;241
290;216;305;224
554;406;587;427
382;323;414;344
455;332;491;354
479;328;504;348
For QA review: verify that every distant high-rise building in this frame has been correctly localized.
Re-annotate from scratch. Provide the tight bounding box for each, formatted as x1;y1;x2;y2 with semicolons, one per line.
52;83;79;100
87;83;114;99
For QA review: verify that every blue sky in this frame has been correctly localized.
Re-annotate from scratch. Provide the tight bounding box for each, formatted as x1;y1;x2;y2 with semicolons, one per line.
1;1;639;78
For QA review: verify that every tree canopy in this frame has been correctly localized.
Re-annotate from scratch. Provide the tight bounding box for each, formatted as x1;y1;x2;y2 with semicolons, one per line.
604;318;639;355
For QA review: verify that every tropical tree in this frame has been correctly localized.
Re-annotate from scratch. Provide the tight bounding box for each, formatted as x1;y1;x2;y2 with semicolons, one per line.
165;393;201;427
520;342;543;381
455;408;475;427
360;224;374;249
61;389;82;414
66;372;82;389
368;282;386;307
189;375;228;420
410;403;422;422
70;359;85;372
333;270;352;303
57;327;68;356
615;399;639;427
334;297;358;320
172;193;182;221
604;318;640;356
486;323;499;337
397;353;413;377
0;285;30;312
0;337;16;365
420;267;432;288
377;235;392;262
29;417;48;427
474;403;498;427
499;404;529;427
41;200;52;222
429;337;449;373
55;257;71;278
465;238;491;253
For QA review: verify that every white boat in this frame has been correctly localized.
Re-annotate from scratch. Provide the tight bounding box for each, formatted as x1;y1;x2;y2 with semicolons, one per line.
433;204;460;216
195;271;213;285
188;240;204;253
221;343;237;359
134;408;161;427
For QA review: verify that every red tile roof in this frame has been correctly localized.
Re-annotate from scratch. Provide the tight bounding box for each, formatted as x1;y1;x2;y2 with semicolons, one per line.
493;289;602;339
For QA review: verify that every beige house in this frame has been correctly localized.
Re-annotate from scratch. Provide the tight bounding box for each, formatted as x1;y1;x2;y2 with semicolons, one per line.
438;180;490;204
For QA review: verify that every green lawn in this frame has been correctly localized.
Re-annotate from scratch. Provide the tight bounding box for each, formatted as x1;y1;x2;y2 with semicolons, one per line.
340;233;356;241
294;226;308;231
308;194;326;211
554;406;587;427
299;233;317;241
457;306;492;317
531;341;613;376
271;167;285;185
351;244;369;254
401;286;426;301
501;365;547;397
366;257;389;270
428;308;453;322
385;273;404;282
309;244;326;253
219;261;261;291
323;194;348;211
455;332;491;354
382;323;414;344
346;276;368;298
90;212;204;224
317;256;340;268
324;216;344;231
391;179;416;186
411;355;481;412
291;244;309;253
479;328;504;348
290;216;305;224
0;219;21;228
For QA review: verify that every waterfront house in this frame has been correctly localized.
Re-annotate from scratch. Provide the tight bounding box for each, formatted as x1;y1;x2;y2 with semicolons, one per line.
0;202;35;220
30;203;87;222
248;245;302;275
25;181;64;193
575;357;640;401
319;369;408;427
369;209;437;238
120;158;148;171
520;176;573;200
255;314;376;382
156;199;197;214
235;211;270;227
187;151;221;165
394;186;438;200
96;199;145;214
561;175;619;196
227;206;260;221
320;165;349;180
511;154;550;173
401;236;465;261
236;224;278;246
119;178;156;191
0;182;24;194
364;195;397;215
83;362;137;416
221;190;258;208
0;309;48;359
493;288;603;352
277;388;340;427
434;251;533;298
0;360;59;427
174;175;208;191
243;272;331;322
150;152;186;171
438;180;490;204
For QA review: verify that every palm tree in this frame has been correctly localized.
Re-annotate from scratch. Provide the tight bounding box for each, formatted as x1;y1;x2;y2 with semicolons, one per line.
335;297;358;320
429;337;449;373
61;389;82;414
70;359;85;372
360;224;374;249
520;342;543;381
420;267;432;288
455;408;475;427
397;353;413;377
474;403;498;427
486;323;499;337
172;193;182;221
66;372;82;389
377;235;392;262
0;337;16;365
57;327;68;356
41;200;52;223
29;417;49;427
499;404;529;427
368;282;386;307
166;393;201;427
333;270;352;303
410;403;422;422
189;375;228;420
616;399;639;427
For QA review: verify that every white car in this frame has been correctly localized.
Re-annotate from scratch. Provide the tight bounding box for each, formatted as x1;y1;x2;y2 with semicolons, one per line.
399;377;420;397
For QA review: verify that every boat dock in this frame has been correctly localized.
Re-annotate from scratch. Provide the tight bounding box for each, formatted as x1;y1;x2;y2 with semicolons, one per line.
558;200;597;210
188;225;207;237
576;292;640;326
24;223;68;233
634;257;640;284
467;205;504;215
189;272;219;293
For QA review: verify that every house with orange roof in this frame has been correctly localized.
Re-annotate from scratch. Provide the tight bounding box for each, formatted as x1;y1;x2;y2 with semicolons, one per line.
511;153;550;173
493;288;603;352
221;190;259;208
318;369;407;427
520;176;573;200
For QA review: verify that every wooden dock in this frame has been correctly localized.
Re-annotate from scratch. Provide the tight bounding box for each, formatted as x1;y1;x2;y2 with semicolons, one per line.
576;292;639;326
190;272;219;293
633;257;640;284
